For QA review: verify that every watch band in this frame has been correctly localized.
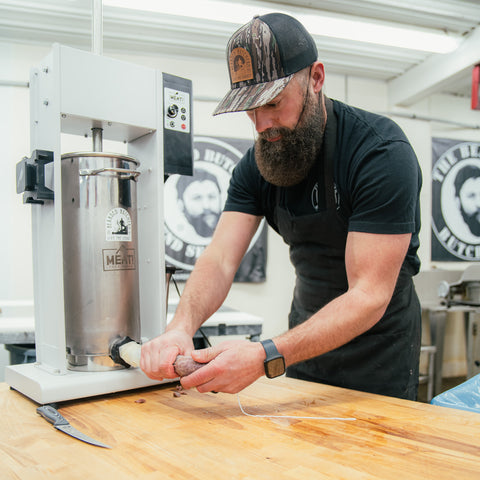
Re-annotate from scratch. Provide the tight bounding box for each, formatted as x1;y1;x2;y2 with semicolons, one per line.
260;339;285;378
261;339;280;359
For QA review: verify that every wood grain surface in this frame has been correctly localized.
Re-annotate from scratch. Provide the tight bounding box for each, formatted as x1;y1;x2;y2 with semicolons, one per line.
1;376;479;479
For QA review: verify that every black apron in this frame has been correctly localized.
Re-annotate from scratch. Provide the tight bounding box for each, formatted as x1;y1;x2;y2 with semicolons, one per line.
274;98;421;400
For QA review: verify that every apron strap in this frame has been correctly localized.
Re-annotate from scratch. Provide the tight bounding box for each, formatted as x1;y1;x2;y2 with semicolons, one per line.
322;96;338;210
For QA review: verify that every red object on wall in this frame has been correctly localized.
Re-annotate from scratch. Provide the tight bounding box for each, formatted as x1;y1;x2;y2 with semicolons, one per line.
472;64;480;110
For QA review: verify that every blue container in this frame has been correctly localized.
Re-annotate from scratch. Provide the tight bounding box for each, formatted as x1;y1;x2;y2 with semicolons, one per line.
5;344;36;365
431;374;480;414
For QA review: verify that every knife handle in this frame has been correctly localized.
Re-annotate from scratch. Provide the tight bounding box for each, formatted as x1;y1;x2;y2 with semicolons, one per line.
37;405;69;426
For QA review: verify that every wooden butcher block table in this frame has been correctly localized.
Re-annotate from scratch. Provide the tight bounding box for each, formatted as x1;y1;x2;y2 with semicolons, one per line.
1;377;479;480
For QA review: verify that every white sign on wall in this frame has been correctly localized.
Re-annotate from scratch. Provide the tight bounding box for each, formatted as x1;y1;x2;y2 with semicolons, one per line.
164;136;267;282
432;138;480;261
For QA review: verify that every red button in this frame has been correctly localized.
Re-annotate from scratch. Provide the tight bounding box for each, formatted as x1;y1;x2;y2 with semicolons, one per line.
181;124;186;130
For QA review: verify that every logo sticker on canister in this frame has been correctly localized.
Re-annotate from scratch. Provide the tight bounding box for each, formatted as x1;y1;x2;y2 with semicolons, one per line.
106;208;132;242
102;245;136;271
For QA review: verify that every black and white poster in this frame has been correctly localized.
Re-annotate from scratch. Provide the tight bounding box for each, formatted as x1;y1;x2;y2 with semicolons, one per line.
431;138;480;261
164;136;267;282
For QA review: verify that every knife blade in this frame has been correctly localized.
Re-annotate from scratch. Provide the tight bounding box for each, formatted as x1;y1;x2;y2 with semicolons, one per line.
36;405;111;448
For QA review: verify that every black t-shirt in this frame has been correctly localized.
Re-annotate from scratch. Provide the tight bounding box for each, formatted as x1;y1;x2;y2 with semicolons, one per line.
224;98;422;272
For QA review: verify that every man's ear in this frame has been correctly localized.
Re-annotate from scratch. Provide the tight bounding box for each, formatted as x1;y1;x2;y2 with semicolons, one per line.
311;61;325;94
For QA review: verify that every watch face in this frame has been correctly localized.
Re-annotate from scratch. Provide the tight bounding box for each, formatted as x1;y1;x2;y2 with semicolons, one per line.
266;357;285;378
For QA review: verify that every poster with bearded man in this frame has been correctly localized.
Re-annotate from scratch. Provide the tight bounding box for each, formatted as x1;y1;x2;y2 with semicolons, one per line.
431;138;480;261
164;136;267;281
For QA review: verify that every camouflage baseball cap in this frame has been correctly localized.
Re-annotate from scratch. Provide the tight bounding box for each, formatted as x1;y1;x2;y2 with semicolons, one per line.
213;13;318;116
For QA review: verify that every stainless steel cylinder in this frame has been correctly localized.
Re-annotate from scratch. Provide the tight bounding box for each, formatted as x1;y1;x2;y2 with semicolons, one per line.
466;282;480;303
61;152;141;371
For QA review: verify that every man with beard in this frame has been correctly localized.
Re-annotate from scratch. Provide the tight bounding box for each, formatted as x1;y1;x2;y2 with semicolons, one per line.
141;13;422;400
454;164;480;238
176;169;222;240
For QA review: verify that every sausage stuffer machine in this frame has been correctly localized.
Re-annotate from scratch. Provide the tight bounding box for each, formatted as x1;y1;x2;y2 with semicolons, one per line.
6;44;193;404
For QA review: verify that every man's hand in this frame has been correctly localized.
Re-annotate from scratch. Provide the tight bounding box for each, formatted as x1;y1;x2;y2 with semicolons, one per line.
179;339;266;394
140;330;194;381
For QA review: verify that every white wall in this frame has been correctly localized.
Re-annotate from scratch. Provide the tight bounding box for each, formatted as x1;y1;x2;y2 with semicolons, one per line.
1;41;479;379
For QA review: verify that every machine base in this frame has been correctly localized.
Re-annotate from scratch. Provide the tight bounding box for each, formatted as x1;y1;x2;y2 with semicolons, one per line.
5;362;170;404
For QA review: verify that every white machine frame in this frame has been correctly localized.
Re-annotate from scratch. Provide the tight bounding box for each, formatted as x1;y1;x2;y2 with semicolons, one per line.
6;44;172;404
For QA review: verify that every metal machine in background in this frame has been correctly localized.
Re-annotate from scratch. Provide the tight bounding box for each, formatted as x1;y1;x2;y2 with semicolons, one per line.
437;265;480;380
6;43;193;403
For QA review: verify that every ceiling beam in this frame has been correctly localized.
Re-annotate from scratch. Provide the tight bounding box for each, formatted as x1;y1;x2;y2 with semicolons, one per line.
388;26;480;107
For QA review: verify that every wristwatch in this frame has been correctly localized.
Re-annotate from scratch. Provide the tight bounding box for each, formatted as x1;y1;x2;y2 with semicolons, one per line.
260;339;285;378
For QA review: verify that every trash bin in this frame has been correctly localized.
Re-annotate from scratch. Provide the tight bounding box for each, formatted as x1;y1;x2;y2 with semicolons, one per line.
431;374;480;414
5;344;36;365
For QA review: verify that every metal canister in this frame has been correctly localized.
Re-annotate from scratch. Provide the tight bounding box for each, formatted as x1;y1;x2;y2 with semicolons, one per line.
466;282;480;303
61;152;141;371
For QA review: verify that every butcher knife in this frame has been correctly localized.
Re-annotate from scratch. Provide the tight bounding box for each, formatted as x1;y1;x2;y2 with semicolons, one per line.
37;405;111;448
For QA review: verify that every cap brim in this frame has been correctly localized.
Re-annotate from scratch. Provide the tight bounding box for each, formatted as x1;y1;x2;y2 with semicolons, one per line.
213;75;293;116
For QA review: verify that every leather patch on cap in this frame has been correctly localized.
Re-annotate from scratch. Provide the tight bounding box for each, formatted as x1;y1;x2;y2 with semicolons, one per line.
229;47;254;83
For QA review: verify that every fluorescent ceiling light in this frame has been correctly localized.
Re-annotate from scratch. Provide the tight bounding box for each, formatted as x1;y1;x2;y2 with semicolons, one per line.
103;0;460;54
297;15;459;54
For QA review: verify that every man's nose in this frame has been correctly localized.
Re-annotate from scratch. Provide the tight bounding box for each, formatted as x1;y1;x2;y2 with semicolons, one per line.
249;108;273;133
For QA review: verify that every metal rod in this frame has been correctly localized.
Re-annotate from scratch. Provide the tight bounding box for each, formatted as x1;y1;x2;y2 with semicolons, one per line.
0;80;29;88
92;128;103;152
92;0;103;55
379;111;480;129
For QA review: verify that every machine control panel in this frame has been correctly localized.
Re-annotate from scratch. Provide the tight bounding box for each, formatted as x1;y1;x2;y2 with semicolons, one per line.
164;87;190;134
162;73;193;176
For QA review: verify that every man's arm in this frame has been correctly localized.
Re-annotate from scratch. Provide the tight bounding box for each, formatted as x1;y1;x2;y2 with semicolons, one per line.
274;231;411;366
183;230;411;393
140;211;262;380
170;212;262;334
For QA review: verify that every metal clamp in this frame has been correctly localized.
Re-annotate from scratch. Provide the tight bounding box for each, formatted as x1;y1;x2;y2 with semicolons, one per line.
79;167;140;180
16;149;54;204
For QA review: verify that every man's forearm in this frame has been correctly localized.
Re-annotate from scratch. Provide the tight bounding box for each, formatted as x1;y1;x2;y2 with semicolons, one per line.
167;212;261;339
276;232;410;368
166;249;236;338
275;286;390;367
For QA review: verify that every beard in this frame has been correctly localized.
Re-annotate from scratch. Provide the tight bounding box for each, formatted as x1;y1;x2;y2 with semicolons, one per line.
185;210;220;238
460;204;480;237
254;93;326;187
